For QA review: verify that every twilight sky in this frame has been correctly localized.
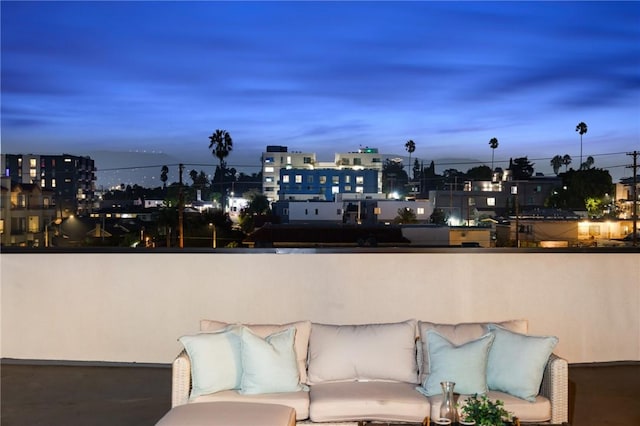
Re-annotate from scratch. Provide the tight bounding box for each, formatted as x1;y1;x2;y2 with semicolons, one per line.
2;1;639;183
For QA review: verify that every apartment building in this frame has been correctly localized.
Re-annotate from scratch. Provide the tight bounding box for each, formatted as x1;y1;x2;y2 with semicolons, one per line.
261;146;384;202
1;153;97;216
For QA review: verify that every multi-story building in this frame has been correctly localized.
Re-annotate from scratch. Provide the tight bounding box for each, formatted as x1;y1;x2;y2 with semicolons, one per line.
261;146;383;201
0;176;57;247
1;153;97;216
278;168;378;201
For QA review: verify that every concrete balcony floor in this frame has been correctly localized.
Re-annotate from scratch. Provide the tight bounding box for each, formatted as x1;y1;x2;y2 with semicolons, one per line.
1;361;638;426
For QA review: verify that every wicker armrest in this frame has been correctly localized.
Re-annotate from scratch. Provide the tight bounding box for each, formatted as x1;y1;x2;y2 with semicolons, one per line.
539;353;568;424
171;349;192;408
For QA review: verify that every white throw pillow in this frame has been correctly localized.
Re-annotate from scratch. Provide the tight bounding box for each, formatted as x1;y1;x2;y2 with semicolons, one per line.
238;326;304;395
200;319;311;384
178;329;242;399
307;320;419;384
416;330;494;396
487;324;558;402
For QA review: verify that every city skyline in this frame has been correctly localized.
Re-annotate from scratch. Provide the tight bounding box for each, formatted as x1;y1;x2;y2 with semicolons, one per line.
2;1;639;185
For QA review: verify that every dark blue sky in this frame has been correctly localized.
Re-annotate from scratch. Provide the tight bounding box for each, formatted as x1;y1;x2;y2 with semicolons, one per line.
2;1;639;181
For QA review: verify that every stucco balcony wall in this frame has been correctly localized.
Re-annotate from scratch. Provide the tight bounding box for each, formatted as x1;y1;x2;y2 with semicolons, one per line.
1;250;638;364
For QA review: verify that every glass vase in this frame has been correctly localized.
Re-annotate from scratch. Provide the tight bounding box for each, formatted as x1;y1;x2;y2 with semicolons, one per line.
439;381;458;423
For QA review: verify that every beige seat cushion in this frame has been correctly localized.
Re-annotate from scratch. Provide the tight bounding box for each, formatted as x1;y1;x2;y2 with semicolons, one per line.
190;389;309;420
200;319;311;384
309;381;430;423
155;401;296;426
429;391;551;423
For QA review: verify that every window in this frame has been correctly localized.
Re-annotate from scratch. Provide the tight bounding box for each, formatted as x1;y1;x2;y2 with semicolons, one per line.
345;175;351;184
282;175;290;183
356;176;364;184
353;158;362;165
417;208;425;215
356;186;364;193
264;166;275;173
332;176;339;184
51;179;56;188
315;209;319;215
307;175;313;183
372;158;381;163
64;158;72;163
28;216;39;233
30;168;37;179
264;157;274;163
303;157;312;164
320;176;326;184
41;179;46;188
17;194;26;208
487;197;496;206
295;175;302;183
29;158;37;167
340;158;350;165
337;209;342;215
344;185;351;191
282;208;289;215
265;177;273;183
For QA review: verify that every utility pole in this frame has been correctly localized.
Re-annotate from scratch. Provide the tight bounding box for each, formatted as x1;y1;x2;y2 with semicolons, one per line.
178;163;184;249
627;151;638;247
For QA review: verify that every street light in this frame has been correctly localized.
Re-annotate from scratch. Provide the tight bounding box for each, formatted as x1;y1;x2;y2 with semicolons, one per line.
45;218;62;248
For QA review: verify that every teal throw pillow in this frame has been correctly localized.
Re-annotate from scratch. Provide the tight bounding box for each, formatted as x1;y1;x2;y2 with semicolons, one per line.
239;326;304;395
416;330;495;397
179;329;242;399
487;324;558;402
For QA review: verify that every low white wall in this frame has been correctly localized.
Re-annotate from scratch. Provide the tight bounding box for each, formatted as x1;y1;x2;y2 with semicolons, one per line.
1;251;638;364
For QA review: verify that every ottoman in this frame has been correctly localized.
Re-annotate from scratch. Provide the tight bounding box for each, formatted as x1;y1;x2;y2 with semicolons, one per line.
156;401;297;426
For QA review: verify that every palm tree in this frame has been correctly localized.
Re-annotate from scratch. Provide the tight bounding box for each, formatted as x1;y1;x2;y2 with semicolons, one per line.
489;138;499;173
576;122;588;166
550;155;563;175
405;140;416;175
581;155;595;170
562;154;572;172
160;165;169;190
208;129;233;208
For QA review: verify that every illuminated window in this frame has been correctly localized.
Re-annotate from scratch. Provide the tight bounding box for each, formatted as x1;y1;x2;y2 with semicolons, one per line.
30;169;37;179
332;176;339;184
264;157;274;163
265;177;273;183
28;216;39;233
487;197;496;206
356;176;364;184
344;185;351;191
417;208;425;215
64;158;72;163
295;175;302;183
29;158;37;167
345;175;351;184
51;179;56;188
282;175;290;183
264;166;274;173
356;186;364;193
320;176;326;184
332;186;339;194
41;179;46;188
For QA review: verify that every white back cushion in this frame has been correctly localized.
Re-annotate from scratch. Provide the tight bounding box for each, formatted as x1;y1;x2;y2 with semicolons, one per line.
307;319;419;384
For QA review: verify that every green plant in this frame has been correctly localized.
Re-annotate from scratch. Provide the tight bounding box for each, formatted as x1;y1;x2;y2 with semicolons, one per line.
460;394;512;426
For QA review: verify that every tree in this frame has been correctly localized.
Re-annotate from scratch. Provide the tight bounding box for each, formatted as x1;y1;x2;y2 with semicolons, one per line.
488;137;499;172
466;165;492;181
581;155;595;170
412;158;421;181
550;155;563;175
393;207;417;224
160;165;169;189
562;154;572;172
430;208;448;225
208;129;233;207
576;121;588;166
405;139;416;174
189;169;198;185
509;157;535;180
382;159;409;196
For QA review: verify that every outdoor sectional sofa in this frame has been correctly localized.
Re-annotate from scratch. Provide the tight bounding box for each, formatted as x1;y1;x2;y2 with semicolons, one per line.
166;319;568;425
